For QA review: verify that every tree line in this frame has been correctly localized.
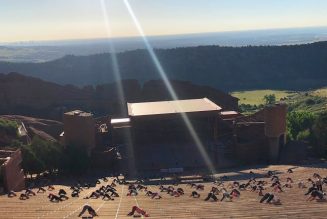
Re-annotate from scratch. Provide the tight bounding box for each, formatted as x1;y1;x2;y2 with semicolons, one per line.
287;111;327;155
0;41;327;91
10;137;90;177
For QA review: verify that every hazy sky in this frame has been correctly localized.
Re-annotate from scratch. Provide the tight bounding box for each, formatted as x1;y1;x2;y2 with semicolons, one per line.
1;0;327;42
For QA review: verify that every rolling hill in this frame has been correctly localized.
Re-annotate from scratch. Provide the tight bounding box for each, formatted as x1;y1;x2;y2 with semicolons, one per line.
231;89;327;114
0;41;327;91
0;73;238;119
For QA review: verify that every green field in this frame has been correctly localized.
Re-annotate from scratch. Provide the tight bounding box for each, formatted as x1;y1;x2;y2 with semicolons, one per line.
311;87;327;98
231;89;327;114
231;90;293;105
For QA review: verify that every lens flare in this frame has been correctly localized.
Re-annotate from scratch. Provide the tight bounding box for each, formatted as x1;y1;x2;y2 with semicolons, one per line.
123;0;216;174
100;0;136;176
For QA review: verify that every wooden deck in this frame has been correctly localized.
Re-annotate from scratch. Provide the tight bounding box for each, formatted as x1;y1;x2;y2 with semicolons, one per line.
1;164;327;219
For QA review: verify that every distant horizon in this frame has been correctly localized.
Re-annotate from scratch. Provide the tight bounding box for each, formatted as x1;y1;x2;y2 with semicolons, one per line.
1;0;327;43
2;25;327;45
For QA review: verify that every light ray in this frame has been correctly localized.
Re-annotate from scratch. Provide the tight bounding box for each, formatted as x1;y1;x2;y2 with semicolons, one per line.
100;0;125;114
100;0;136;176
123;0;216;174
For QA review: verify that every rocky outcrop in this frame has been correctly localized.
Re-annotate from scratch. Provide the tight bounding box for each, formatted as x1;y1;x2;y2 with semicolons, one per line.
0;115;63;142
0;73;238;119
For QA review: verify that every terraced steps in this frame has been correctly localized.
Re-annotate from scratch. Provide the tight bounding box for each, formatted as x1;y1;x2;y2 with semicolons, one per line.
1;164;327;218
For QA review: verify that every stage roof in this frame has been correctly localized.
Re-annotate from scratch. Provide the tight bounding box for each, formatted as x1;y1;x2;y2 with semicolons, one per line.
64;110;92;117
127;98;222;117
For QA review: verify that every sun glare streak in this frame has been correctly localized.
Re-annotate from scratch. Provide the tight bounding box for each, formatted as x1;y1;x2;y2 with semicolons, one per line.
100;0;136;176
100;0;125;113
123;0;216;174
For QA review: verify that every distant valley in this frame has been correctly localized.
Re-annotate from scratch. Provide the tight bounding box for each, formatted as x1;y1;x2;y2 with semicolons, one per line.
0;41;327;91
1;26;327;63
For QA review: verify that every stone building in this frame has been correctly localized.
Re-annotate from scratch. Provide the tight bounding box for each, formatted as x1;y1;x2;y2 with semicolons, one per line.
230;103;287;164
61;98;288;175
126;98;222;173
62;110;95;154
0;148;25;192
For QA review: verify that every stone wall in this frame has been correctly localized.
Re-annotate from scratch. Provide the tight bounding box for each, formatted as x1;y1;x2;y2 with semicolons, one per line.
63;111;95;154
0;149;25;192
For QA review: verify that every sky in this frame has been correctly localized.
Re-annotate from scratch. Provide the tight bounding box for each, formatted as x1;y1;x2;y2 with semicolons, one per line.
0;0;327;43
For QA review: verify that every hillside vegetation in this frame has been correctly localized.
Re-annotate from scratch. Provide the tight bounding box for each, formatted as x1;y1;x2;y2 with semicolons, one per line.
0;73;237;119
0;41;327;91
232;89;327;114
312;87;327;97
231;90;291;105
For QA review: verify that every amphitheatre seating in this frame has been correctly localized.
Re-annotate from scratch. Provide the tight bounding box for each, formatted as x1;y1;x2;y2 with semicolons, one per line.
0;164;327;218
